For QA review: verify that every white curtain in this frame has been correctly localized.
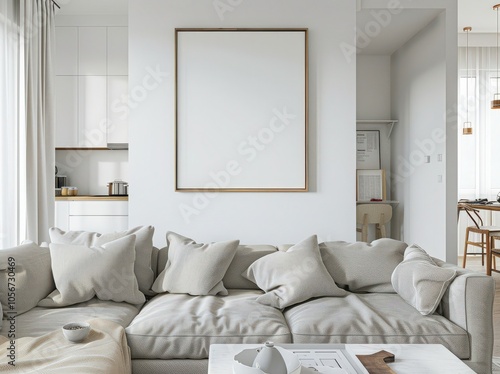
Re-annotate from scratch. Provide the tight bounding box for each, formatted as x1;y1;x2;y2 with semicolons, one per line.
0;0;21;248
22;0;56;244
458;47;500;201
0;0;55;248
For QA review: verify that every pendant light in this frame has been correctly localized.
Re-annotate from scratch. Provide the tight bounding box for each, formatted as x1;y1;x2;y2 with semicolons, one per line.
492;4;500;108
463;27;473;135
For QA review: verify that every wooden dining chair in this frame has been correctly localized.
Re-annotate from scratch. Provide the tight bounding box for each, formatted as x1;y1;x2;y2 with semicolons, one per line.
356;204;392;242
459;202;500;274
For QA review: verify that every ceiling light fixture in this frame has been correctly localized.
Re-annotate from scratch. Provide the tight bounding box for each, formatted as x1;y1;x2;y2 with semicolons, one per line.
492;4;500;108
463;26;473;135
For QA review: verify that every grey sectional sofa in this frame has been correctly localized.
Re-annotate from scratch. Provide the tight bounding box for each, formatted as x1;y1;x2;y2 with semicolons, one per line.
0;238;495;374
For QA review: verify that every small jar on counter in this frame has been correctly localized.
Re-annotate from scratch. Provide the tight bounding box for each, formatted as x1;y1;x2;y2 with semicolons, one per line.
68;187;78;196
61;186;69;196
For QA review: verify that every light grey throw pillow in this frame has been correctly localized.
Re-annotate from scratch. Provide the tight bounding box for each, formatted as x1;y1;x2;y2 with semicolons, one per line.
151;232;239;296
244;235;347;309
0;243;55;316
50;226;155;295
39;235;145;307
319;239;408;293
391;244;457;315
223;245;278;289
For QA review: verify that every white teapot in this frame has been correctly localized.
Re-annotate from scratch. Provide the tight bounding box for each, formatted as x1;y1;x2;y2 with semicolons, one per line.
252;342;287;374
233;341;301;374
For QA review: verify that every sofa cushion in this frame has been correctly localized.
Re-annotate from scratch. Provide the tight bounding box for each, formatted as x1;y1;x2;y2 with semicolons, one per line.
0;297;141;339
319;239;407;293
223;245;277;289
152;232;239;296
50;226;156;296
244;235;347;309
39;235;145;307
284;293;470;360
125;290;292;359
0;243;55;317
392;245;457;315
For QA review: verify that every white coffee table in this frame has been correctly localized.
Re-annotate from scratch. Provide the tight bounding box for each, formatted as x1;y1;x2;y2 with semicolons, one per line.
208;343;476;374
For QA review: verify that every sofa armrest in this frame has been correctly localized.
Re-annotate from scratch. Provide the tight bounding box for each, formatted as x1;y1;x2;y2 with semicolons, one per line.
438;263;494;374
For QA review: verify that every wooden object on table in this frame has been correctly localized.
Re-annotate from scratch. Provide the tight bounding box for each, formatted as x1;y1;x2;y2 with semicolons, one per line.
355;350;396;374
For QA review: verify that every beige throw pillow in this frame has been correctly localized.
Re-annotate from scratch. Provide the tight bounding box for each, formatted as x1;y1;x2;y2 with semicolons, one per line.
244;235;347;309
151;232;239;296
391;245;457;315
39;235;145;307
0;243;55;316
50;226;155;295
319;239;407;293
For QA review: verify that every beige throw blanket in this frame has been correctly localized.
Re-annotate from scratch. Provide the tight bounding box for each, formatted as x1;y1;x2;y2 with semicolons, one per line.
0;319;131;373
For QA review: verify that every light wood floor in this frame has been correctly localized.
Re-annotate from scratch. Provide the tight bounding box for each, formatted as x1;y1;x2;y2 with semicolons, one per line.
461;255;500;357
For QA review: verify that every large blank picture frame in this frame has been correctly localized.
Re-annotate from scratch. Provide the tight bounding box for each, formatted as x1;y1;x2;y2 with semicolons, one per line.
175;28;308;191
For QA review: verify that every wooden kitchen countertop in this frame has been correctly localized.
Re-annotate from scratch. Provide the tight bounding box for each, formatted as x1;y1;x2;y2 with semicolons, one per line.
55;195;128;201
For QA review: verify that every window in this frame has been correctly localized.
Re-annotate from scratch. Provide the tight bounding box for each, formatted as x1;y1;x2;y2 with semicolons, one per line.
458;47;500;201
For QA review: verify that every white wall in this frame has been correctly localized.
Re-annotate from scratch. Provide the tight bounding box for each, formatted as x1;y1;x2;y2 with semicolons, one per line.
357;55;391;120
458;33;496;47
356;55;392;190
391;10;457;261
129;0;357;247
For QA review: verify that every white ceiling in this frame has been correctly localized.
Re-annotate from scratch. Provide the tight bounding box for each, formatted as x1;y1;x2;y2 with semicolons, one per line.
459;0;497;33
55;0;127;15
356;9;442;55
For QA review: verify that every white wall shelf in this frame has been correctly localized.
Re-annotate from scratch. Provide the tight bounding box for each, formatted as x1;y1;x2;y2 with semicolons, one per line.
356;120;398;138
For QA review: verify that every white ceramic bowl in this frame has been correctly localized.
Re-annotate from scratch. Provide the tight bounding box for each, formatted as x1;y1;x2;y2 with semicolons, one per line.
62;322;90;343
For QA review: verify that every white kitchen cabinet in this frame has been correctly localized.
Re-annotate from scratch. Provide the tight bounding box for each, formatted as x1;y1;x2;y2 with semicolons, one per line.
55;25;128;148
55;200;128;233
78;76;107;147
107;27;128;75
78;27;107;76
107;76;128;144
55;27;78;75
55;76;78;147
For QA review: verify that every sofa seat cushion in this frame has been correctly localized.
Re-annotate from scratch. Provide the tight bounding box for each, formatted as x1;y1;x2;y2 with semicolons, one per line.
126;290;292;359
284;293;470;360
0;297;141;339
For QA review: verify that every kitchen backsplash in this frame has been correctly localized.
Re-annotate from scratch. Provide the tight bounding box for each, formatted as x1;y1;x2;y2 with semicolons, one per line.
55;150;128;195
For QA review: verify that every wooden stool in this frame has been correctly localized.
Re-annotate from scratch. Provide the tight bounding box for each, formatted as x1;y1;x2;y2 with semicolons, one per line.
356;204;392;242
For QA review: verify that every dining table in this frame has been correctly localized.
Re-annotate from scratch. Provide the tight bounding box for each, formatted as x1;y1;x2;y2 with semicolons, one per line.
457;201;500;275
